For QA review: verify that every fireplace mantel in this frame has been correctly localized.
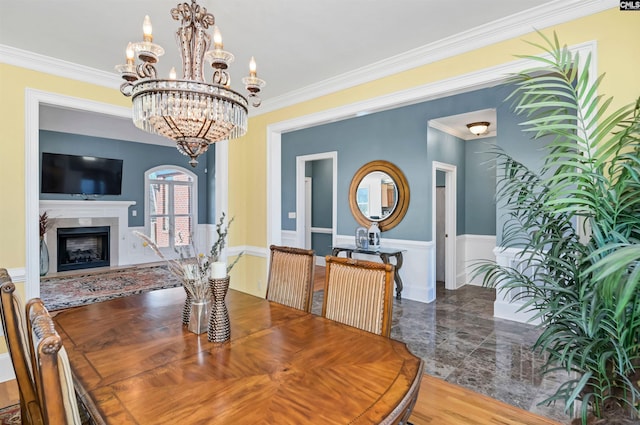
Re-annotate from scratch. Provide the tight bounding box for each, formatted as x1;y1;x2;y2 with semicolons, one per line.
39;200;136;270
39;200;136;218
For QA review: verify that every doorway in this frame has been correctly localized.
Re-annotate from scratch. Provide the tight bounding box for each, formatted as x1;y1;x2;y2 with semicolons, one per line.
295;152;338;259
432;161;457;291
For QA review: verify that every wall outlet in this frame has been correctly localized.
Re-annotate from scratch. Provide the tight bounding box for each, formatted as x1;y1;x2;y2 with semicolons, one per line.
132;210;137;217
288;212;296;219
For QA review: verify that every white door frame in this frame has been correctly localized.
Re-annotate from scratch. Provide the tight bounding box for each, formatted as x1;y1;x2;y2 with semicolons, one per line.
23;89;229;300
432;161;457;291
295;152;337;249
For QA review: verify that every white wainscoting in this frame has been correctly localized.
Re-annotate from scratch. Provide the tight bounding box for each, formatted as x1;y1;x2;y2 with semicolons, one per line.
334;234;434;303
493;247;541;325
456;234;497;288
281;230;298;248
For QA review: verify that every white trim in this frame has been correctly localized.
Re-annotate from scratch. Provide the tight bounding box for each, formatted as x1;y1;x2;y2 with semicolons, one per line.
456;234;497;287
144;165;198;253
0;0;611;115
0;45;121;89
493;246;542;324
215;140;229;251
310;227;333;234
25;90;133;300
295;151;338;249
280;230;298;247
24;89;229;302
256;1;615;114
432;162;457;292
228;245;268;259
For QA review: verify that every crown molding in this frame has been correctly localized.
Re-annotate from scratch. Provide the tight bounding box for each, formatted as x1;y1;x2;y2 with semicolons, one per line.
0;44;121;89
257;0;617;114
0;0;616;112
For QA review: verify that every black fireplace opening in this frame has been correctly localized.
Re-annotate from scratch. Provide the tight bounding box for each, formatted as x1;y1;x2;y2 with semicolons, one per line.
57;226;110;272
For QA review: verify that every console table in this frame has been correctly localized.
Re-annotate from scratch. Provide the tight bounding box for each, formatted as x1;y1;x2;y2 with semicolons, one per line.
331;244;406;299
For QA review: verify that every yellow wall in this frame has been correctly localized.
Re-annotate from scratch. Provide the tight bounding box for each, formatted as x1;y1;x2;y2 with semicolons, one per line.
0;8;637;356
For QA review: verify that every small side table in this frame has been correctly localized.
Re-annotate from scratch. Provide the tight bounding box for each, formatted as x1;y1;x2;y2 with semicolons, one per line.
331;245;406;299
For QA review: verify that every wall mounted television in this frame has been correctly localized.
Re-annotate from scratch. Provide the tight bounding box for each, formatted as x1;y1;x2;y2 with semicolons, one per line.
41;152;123;196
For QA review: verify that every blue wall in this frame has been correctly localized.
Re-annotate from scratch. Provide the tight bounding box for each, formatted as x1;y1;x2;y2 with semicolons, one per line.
39;130;215;227
427;127;466;235
281;84;518;242
465;137;497;236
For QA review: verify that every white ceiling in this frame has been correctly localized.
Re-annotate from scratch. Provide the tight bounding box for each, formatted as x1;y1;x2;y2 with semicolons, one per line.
0;0;614;140
1;0;576;104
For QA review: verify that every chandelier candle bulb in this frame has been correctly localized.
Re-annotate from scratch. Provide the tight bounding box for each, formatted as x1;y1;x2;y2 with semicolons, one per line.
249;57;257;77
142;15;153;42
213;26;223;50
169;67;176;80
211;261;227;279
126;43;135;64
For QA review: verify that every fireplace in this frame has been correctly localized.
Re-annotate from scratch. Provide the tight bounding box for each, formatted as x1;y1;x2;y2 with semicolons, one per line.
57;226;111;272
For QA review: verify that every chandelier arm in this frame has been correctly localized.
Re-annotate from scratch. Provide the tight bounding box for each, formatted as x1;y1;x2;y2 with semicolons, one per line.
120;82;134;97
137;62;157;79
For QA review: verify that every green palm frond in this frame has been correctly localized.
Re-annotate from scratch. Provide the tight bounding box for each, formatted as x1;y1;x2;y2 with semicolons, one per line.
472;31;640;422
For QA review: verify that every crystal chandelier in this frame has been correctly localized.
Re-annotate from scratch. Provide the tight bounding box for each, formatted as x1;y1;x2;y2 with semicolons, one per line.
116;0;265;167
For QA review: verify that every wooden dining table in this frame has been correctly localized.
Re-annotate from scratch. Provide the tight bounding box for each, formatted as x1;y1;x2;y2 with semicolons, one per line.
53;286;424;424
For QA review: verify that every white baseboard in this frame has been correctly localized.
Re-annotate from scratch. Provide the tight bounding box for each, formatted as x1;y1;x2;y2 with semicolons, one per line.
493;246;542;324
316;255;326;267
456;234;496;287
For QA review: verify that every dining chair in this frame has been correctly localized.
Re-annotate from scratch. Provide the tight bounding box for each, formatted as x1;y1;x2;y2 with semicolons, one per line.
0;269;44;425
266;245;315;312
26;298;83;425
322;256;395;337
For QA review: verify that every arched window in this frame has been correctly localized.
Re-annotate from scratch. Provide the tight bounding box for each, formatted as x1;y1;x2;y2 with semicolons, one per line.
145;166;197;252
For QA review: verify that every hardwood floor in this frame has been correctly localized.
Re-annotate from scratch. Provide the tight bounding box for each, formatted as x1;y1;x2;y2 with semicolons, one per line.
410;375;560;424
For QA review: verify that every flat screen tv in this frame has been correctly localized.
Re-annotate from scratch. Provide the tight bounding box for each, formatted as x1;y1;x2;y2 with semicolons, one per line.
41;152;123;196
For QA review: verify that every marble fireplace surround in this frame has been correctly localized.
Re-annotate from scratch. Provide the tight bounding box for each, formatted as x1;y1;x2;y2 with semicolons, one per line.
39;200;135;272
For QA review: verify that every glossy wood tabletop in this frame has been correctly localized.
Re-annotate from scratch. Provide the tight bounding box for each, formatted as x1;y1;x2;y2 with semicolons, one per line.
53;287;424;424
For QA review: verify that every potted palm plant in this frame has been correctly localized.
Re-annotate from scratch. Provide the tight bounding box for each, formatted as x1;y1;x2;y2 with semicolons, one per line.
474;32;640;424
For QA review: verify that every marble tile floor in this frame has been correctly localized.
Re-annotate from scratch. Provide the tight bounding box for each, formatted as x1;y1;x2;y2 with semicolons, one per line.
311;283;573;423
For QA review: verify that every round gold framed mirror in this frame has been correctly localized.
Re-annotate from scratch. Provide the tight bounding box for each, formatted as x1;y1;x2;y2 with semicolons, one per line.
349;160;409;232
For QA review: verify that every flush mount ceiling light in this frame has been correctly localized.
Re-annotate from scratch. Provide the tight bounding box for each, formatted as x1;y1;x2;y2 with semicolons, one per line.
466;121;490;136
116;0;265;167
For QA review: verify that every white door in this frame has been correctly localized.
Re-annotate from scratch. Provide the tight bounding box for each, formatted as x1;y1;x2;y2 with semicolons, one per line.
436;186;446;282
305;177;312;249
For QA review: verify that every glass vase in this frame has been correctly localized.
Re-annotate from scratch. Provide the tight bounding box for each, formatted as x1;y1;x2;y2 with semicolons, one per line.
208;276;230;343
39;238;49;276
187;298;211;334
